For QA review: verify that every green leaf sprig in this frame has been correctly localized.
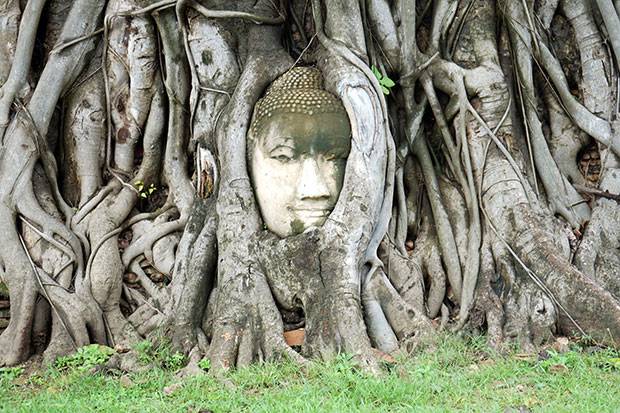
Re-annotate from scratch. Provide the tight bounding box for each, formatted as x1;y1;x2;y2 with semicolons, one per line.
134;180;157;199
371;65;396;95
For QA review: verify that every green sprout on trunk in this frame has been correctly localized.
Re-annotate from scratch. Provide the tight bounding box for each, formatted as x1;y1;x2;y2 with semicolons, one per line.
134;180;157;199
371;65;396;95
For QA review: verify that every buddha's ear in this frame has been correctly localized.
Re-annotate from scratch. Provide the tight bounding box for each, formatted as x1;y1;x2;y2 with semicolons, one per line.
247;102;262;148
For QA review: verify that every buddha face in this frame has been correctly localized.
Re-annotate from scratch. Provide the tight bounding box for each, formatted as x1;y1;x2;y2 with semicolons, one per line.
249;111;351;237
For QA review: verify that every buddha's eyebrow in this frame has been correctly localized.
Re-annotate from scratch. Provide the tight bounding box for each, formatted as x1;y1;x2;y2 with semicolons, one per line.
264;136;295;152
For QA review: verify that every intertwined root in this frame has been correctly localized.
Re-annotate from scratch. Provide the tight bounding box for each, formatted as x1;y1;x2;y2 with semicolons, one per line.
206;270;306;370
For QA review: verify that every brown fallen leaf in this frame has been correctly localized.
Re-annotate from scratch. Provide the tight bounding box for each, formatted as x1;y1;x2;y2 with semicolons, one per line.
371;348;396;364
163;382;183;396
549;364;568;374
114;344;130;354
552;337;570;353
119;375;133;388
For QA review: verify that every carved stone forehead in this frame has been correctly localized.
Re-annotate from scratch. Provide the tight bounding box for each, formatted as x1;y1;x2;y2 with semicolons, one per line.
250;67;348;137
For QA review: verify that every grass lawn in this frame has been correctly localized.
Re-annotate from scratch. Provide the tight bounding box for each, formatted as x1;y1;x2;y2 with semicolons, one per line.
1;335;619;412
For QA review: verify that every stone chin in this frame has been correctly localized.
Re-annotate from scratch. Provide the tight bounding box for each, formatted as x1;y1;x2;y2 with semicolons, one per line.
290;208;332;234
263;213;332;239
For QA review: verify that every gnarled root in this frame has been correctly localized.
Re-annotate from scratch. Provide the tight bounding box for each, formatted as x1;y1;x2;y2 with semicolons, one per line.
207;262;304;370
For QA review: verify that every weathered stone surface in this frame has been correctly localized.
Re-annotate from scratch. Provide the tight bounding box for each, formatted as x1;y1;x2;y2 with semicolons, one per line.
248;67;351;238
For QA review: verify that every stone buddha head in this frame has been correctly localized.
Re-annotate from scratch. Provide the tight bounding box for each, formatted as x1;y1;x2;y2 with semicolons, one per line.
248;67;351;237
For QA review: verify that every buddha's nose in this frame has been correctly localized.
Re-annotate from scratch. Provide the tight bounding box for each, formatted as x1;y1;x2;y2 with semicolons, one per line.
297;157;331;200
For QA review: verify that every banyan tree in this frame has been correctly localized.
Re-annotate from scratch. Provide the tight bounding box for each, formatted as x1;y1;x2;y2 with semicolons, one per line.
1;0;620;372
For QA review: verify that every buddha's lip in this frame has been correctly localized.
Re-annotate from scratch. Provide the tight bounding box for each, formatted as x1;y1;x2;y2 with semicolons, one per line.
294;207;331;217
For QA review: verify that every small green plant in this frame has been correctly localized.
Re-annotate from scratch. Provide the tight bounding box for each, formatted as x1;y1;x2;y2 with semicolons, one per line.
538;349;561;370
133;339;186;370
538;349;586;373
603;357;620;371
0;367;24;382
371;65;396;95
134;180;157;199
134;339;154;364
166;352;186;370
197;358;211;371
590;347;620;371
0;281;8;296
54;344;115;371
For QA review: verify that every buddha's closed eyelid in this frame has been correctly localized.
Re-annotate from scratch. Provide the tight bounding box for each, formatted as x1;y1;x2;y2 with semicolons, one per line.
268;143;296;162
322;145;350;160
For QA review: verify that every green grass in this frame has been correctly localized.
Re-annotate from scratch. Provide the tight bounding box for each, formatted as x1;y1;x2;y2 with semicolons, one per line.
1;335;619;412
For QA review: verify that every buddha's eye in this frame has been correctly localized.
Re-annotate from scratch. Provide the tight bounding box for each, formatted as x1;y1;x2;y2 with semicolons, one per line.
273;154;292;162
269;146;294;163
323;149;347;162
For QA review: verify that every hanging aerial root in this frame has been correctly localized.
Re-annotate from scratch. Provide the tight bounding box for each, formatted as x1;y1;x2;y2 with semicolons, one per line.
0;0;46;141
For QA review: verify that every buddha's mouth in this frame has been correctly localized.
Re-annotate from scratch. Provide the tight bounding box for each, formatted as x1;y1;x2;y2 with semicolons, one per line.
294;208;331;220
